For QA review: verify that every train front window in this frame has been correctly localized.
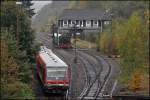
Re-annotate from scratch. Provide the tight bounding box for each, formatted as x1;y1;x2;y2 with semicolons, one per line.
47;67;67;80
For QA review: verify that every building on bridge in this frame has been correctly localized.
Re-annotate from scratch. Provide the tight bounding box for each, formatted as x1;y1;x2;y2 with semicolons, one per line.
52;9;112;48
57;9;112;36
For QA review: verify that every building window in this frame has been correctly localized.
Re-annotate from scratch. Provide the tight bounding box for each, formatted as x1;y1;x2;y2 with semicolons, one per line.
68;20;71;24
104;21;110;25
68;20;71;27
83;20;86;27
98;20;101;27
94;21;98;24
86;20;91;27
80;20;83;27
93;20;98;27
63;20;68;27
76;20;80;27
72;21;76;25
60;20;63;27
69;20;77;27
64;21;67;24
76;20;79;24
86;21;90;24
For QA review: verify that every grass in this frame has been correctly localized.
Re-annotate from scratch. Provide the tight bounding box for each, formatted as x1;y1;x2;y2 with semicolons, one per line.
71;38;97;49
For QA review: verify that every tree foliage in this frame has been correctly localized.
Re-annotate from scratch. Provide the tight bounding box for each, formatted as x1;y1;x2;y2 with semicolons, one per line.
99;11;149;91
128;70;143;91
21;0;35;18
1;1;36;99
1;1;36;61
71;1;149;19
1;38;19;84
1;37;35;99
69;1;149;91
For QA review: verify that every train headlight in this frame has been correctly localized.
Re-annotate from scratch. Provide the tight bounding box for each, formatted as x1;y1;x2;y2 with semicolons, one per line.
58;84;64;86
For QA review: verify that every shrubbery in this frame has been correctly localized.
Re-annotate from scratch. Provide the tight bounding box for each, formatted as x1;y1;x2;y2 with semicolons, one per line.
99;11;149;91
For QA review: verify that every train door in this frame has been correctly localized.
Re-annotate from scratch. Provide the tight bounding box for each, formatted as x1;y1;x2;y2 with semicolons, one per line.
37;56;46;84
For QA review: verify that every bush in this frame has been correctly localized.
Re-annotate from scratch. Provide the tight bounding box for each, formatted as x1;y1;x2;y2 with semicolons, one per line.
1;82;35;99
1;33;35;99
128;70;143;91
99;11;149;91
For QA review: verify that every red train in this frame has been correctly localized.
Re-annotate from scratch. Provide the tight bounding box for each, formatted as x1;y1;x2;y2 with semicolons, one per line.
36;46;70;94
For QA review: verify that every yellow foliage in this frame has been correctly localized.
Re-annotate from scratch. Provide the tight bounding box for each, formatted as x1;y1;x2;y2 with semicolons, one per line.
1;38;19;84
4;81;22;95
128;70;144;91
1;37;35;99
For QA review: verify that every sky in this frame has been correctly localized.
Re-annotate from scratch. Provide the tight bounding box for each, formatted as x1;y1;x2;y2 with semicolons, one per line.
31;1;52;18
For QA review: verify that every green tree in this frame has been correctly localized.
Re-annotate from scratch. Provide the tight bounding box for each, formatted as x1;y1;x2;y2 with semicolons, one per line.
21;0;35;18
99;11;149;89
1;1;36;98
118;12;149;86
1;37;35;99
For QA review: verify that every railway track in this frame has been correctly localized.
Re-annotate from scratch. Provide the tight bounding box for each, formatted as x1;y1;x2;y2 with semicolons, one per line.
63;49;109;100
78;56;95;99
53;50;72;100
85;50;120;98
54;49;87;100
76;51;100;99
94;56;112;100
68;50;112;100
35;32;119;100
35;33;66;100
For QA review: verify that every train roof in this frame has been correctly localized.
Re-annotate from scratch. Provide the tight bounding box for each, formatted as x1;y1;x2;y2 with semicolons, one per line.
39;46;68;67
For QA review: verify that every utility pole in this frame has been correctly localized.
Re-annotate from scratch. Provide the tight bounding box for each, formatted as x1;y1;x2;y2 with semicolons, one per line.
73;22;77;63
57;27;59;46
51;23;55;49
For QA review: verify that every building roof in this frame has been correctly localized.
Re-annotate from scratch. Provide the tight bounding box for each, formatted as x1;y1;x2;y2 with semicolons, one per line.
39;46;68;67
59;9;112;20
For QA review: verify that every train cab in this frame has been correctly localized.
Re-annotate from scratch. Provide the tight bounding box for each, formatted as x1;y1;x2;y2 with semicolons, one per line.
36;46;70;94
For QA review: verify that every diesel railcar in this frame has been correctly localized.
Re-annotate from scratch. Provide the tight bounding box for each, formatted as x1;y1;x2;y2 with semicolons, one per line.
36;46;70;94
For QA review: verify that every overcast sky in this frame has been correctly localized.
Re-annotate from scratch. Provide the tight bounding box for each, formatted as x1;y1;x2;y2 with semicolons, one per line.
31;1;52;18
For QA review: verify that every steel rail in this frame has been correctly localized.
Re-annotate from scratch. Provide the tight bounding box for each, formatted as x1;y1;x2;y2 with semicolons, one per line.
77;51;103;100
